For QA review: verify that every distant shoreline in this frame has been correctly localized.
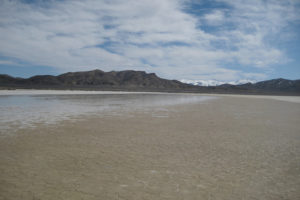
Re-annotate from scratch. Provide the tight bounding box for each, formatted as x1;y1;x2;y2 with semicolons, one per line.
1;89;300;103
0;89;167;96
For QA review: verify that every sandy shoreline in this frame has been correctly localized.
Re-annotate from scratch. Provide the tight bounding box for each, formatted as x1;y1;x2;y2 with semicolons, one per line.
0;95;300;199
204;93;300;104
0;89;167;96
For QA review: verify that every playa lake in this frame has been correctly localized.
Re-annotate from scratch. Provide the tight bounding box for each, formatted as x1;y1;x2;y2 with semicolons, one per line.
0;90;300;200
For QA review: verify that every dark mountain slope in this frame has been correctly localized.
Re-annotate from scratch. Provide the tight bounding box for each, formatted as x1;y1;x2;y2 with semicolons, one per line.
27;75;61;85
55;69;192;89
0;70;195;91
252;78;300;91
0;74;24;84
237;78;300;94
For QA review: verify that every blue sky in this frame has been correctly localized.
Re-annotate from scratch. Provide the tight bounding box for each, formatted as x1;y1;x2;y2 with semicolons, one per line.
0;0;299;82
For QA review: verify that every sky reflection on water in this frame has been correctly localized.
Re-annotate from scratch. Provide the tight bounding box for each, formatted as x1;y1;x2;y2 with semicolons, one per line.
0;92;215;133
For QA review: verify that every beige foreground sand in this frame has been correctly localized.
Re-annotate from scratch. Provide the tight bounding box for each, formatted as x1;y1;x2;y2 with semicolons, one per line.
1;96;300;200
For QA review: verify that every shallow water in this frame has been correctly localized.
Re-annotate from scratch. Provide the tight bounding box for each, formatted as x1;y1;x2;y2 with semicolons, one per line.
0;91;215;133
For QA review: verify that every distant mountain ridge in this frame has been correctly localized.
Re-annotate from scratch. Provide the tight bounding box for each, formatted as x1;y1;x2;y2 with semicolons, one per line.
0;69;194;91
213;78;300;95
0;69;299;95
239;78;300;92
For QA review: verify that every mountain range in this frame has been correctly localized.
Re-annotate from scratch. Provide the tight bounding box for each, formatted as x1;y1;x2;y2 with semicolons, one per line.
0;69;299;95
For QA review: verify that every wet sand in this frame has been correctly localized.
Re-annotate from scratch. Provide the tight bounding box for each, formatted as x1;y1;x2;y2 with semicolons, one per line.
1;95;300;200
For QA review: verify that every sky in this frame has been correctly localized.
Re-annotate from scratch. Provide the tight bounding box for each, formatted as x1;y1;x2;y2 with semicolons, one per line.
0;0;299;82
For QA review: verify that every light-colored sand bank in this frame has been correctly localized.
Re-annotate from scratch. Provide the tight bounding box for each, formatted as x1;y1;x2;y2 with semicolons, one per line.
0;96;300;200
204;93;300;103
0;89;165;96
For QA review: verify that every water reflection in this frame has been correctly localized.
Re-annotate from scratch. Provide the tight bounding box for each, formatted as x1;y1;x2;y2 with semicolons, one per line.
0;93;215;133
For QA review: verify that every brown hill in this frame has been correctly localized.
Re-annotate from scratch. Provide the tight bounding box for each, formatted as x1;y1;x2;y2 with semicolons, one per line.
0;69;196;91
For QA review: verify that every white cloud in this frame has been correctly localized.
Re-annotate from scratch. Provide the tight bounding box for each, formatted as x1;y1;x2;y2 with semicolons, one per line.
204;10;225;26
0;60;20;66
0;0;298;81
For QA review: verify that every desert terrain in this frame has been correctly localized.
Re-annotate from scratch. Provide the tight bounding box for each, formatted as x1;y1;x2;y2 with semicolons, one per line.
0;92;299;200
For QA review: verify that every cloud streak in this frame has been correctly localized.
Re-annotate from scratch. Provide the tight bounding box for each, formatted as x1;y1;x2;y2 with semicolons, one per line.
0;0;299;81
